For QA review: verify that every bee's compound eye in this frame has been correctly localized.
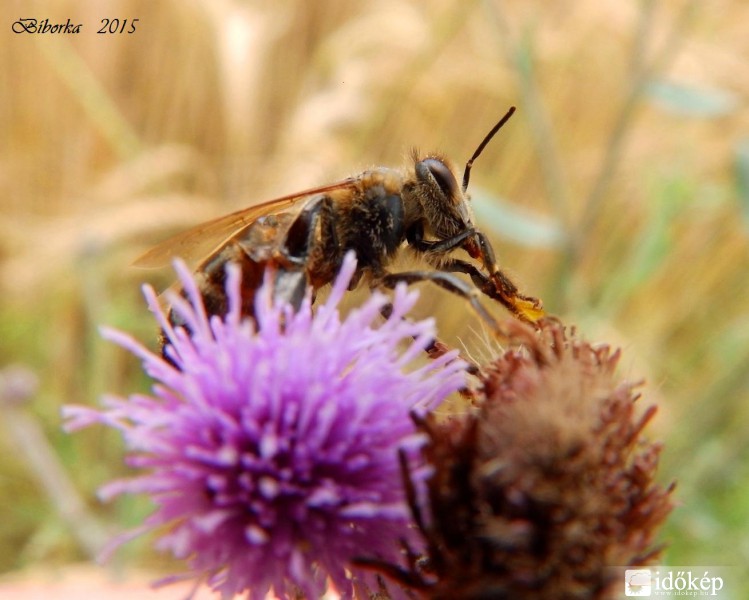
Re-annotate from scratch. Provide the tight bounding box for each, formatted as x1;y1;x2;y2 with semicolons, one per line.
420;158;458;200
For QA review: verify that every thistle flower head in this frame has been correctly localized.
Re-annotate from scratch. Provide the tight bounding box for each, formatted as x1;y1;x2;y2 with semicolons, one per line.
368;319;675;600
64;253;467;600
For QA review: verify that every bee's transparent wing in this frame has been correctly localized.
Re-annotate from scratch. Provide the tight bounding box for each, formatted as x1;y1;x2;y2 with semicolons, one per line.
133;179;356;270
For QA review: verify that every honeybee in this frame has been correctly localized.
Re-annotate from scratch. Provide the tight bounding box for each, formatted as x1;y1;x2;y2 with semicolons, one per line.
134;107;544;342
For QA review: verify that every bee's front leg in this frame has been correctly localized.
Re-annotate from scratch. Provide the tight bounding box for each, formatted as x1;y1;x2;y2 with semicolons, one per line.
467;232;545;323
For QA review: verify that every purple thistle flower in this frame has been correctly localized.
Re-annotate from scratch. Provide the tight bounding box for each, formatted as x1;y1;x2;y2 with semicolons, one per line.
64;253;466;600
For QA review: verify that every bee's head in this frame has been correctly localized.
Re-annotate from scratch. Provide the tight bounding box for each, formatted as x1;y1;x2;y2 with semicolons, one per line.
407;107;516;249
412;154;475;240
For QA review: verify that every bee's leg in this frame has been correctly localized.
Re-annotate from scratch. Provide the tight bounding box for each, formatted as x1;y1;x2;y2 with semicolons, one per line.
433;257;538;323
407;224;515;322
408;223;543;323
270;269;307;312
468;232;544;322
376;270;506;338
378;301;479;374
406;221;474;254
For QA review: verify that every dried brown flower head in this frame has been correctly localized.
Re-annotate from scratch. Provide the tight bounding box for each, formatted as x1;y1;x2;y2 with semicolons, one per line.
361;319;674;600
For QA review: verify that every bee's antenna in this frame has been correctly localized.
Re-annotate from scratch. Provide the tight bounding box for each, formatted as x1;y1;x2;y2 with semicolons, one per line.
462;106;516;193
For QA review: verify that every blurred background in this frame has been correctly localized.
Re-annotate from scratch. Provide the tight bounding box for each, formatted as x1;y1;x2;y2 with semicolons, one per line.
1;0;748;596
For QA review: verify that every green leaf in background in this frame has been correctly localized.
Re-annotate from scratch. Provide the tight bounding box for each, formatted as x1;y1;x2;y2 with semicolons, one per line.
734;138;749;231
645;79;739;118
595;174;687;315
471;188;565;248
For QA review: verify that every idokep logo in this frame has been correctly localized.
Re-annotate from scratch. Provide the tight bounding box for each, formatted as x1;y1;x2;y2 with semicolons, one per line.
625;569;652;596
623;567;727;597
